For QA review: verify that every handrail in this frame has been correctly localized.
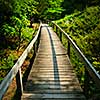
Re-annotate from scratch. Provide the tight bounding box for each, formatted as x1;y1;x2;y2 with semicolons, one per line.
0;23;42;99
50;21;100;89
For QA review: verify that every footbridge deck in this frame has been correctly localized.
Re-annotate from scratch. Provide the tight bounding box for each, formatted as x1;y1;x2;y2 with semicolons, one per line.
1;23;99;100
21;24;86;100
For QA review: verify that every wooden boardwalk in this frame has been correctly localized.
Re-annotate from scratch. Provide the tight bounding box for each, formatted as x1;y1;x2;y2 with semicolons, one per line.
21;24;86;100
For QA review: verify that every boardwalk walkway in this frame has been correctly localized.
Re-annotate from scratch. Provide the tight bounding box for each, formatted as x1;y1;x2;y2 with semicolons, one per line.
21;24;86;100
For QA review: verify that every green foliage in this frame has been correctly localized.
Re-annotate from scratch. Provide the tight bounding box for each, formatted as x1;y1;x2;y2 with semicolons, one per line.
56;6;100;68
56;6;100;98
1;24;16;36
0;54;15;82
0;54;15;70
21;27;34;41
35;0;64;20
62;0;100;15
0;0;39;81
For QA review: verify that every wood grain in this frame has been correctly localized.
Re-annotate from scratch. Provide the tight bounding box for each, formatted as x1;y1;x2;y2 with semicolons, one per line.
22;24;86;100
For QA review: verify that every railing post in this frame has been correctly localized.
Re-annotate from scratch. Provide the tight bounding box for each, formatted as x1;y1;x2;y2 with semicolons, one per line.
16;68;23;96
36;35;39;51
33;43;36;56
54;25;56;32
68;41;70;58
56;26;57;33
37;36;39;51
60;31;62;42
84;68;90;98
52;24;54;29
36;26;41;52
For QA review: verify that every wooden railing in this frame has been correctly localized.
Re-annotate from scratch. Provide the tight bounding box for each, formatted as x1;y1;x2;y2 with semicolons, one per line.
0;23;42;99
49;21;100;96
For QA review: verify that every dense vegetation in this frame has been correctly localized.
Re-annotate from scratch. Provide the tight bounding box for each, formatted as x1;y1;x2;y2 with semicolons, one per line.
0;0;100;99
62;0;100;15
56;5;100;99
56;6;100;74
0;0;64;82
0;0;38;82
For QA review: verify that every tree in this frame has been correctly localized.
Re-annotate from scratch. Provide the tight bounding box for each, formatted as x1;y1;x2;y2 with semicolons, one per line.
35;0;64;20
62;0;87;15
62;0;100;16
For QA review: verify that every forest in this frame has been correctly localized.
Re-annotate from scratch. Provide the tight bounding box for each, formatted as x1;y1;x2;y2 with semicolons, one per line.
0;0;100;99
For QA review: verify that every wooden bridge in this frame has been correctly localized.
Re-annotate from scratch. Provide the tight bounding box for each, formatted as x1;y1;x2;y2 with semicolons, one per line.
0;22;100;100
22;24;85;99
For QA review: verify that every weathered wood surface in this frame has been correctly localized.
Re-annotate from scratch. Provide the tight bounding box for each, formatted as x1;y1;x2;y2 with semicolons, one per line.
21;24;86;100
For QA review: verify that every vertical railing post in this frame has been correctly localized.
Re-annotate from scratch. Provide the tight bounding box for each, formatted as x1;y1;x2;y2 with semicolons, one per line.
16;68;23;96
57;29;59;37
68;41;70;58
37;36;39;51
37;27;41;51
84;68;90;98
54;25;56;32
52;24;54;29
56;26;57;33
36;41;38;52
60;31;62;42
34;25;41;55
33;42;36;56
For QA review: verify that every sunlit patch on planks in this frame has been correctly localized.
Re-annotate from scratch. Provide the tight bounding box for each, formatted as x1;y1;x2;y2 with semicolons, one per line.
21;24;86;100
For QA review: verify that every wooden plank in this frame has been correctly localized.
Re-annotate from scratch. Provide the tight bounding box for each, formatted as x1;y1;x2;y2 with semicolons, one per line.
24;89;83;94
22;93;86;99
22;24;86;100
